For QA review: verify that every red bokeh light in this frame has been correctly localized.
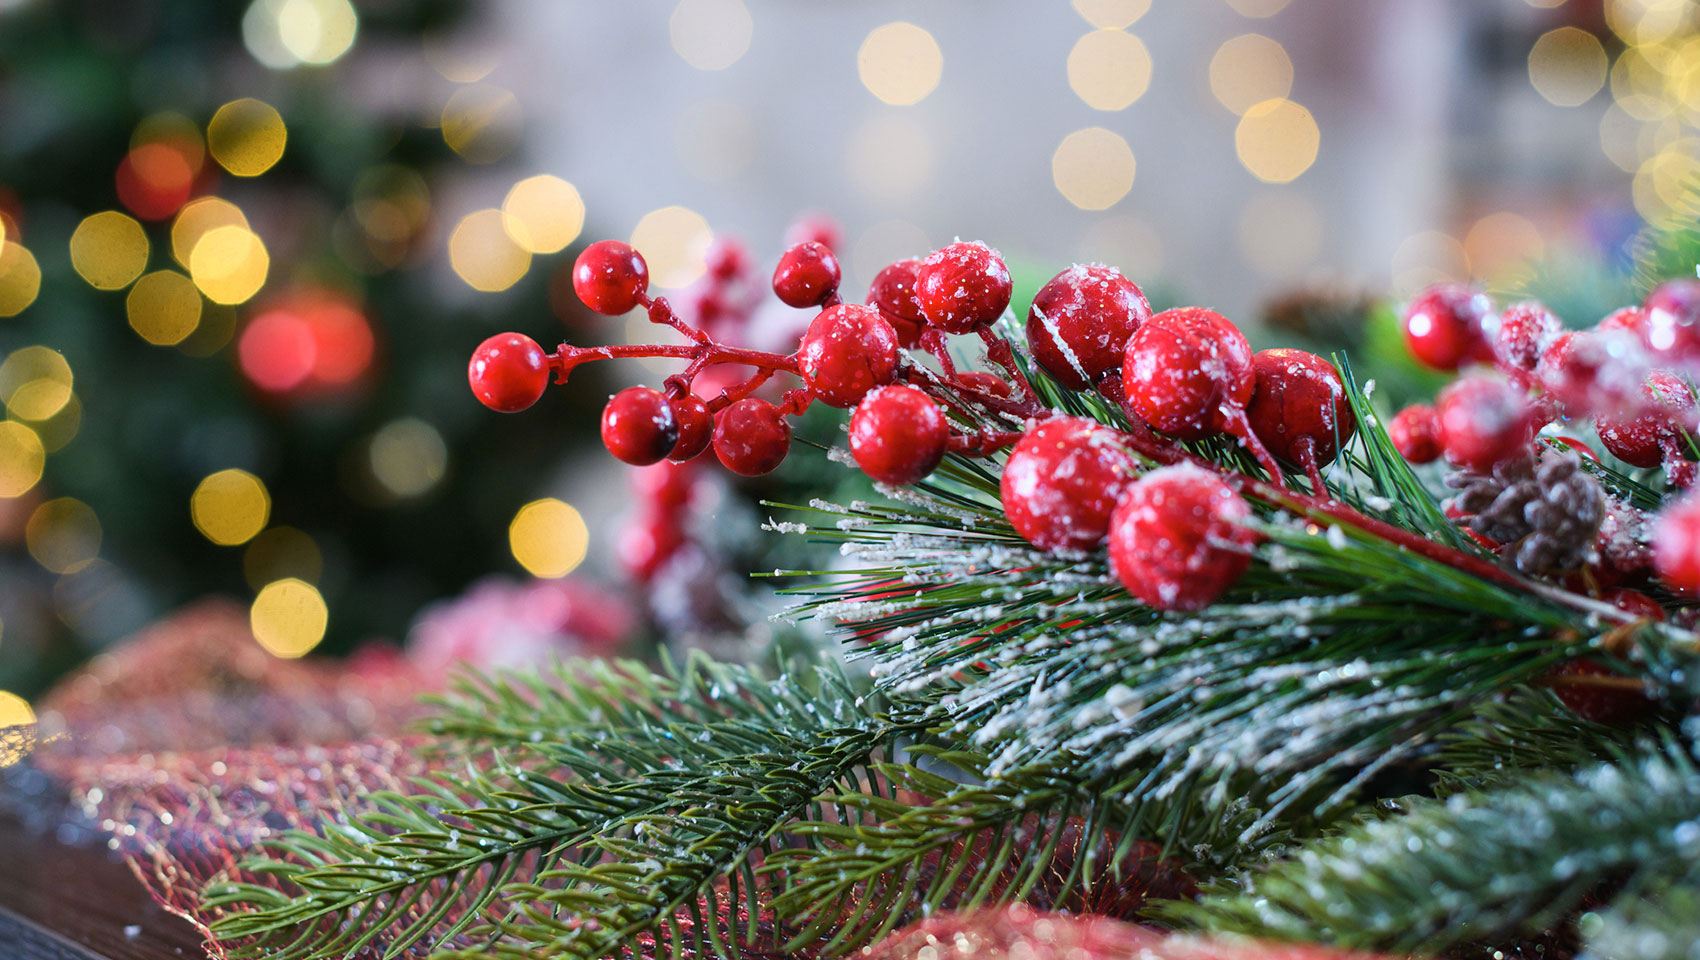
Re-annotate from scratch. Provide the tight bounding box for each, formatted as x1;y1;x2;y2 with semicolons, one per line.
237;289;379;399
116;143;195;221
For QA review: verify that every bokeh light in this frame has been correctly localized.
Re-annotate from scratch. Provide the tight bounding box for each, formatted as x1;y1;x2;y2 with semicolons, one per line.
1464;211;1545;280
442;84;523;165
0;242;42;317
126;270;204;345
670;0;752;71
0;690;33;767
26;497;100;574
1052;127;1137;210
0;422;44;498
1071;0;1150;30
242;0;359;69
1528;27;1609;107
509;498;589;579
1067;29;1152;111
1235;98;1320;183
1226;0;1292;17
629;205;712;288
116;143;194;221
250;578;328;658
191;468;271;546
132;112;208;177
238;308;315;392
502;175;585;254
69;212;149;290
368;417;448;498
172;197;250;267
1210;34;1294;115
0;347;73;421
1238;190;1322;278
20;393;80;454
208;99;288;177
858;22;943;106
189;224;270;304
244;526;323;590
450;209;532;292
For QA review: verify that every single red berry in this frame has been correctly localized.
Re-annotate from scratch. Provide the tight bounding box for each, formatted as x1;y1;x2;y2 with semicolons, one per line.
914;241;1013;334
619;511;686;583
1000;417;1139;552
1603;586;1666;622
1492;301;1561;375
704;236;750;280
1435;374;1533;470
1596;371;1697;468
1401;284;1493;371
1551;435;1599;460
1536;330;1611;416
772;241;842;308
850;384;950;486
572;240;650;315
1245;349;1356;468
1642;277;1700;359
468;332;551;413
1026;264;1152;391
797;303;901;408
867;258;925;347
1109;464;1257;611
1549;658;1655;725
602;386;680;466
634;460;697;510
1121;307;1255;441
1597;306;1647;336
957;371;1014;397
1389;404;1442;463
713;398;791;476
667;393;714;462
1653;493;1700;595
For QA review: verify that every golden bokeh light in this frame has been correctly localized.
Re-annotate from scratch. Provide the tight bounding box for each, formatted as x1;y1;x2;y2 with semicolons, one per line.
449;209;532;292
0;243;42;317
1634;143;1700;222
171;197;250;268
208;98;288;177
250;578;328;658
0;690;34;768
501;175;585;255
1391;230;1469;294
670;0;753;71
133;112;207;175
26;498;100;574
178;303;238;358
1528;27;1608;107
1235;98;1320;183
1052;127;1137;210
1464;211;1545;280
243;526;322;590
69;211;149;290
847;113;934;201
1598;103;1643;172
368;417;448;498
0;421;45;498
19;392;80;454
629;205;713;288
1209;34;1294;115
1070;0;1150;29
189;224;270;304
422;28;501;83
1606;0;1688;46
509;498;589;579
1067;30;1152;111
1226;0;1293;17
191;468;271;546
858;22;944;106
1238;191;1323;279
126;270;204;346
0;347;73;422
242;0;359;69
442;84;523;165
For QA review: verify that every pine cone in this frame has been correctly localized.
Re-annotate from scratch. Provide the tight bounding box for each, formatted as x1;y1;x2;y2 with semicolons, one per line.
1445;451;1604;575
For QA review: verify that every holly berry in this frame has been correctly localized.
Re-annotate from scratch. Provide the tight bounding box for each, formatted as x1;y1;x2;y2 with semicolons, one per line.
1548;658;1655;725
1435;375;1533;470
1108;465;1257;611
469;332;551;413
914;241;1013;334
867;258;925;347
771;241;841;308
1026;264;1152;391
796;303;901;408
602;386;679;465
713;397;791;476
1121;307;1254;441
1492;301;1561;376
1602;586;1665;622
1597;306;1646;336
1389;404;1442;463
1653;493;1700;595
849;384;950;486
1244;349;1355;469
668;393;713;462
1595;371;1697;468
1401;284;1493;371
1000;417;1139;552
1641;277;1700;359
573;240;650;315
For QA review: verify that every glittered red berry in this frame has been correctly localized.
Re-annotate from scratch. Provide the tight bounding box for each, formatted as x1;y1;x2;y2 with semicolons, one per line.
1536;330;1609;416
667;393;713;462
850;385;950;486
1121;307;1255;441
1435;374;1533;470
1026;265;1152;391
1492;300;1561;375
796;303;902;408
1653;494;1700;595
1597;306;1646;336
1402;284;1493;371
772;241;842;308
602;386;679;466
1109;464;1257;611
1389;404;1442;463
1642;277;1700;359
1603;586;1666;622
1245;349;1356;469
914;241;1013;334
1548;658;1655;725
573;240;650;315
1000;417;1139;552
468;332;551;413
1596;371;1697;468
867;258;925;347
713;397;791;476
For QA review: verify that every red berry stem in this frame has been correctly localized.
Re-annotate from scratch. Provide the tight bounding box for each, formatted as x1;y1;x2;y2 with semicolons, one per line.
948;429;1026;456
552;340;801;381
778;387;817;417
1219;405;1286;488
975;326;1042;407
920;328;960;379
637;293;710;344
703;367;777;413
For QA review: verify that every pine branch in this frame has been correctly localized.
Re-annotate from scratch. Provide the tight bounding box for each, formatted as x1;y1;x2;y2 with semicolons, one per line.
1581;867;1700;960
1427;687;1652;795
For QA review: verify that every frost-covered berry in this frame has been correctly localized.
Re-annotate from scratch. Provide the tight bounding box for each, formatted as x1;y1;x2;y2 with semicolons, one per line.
849;384;949;486
713;398;791;476
1026;264;1152;391
1245;349;1355;468
1548;659;1655;725
1492;300;1561;375
1642;277;1700;360
1597;306;1646;337
771;241;841;308
1436;375;1533;470
1596;371;1697;468
867;258;925;347
1121;307;1255;441
602;386;679;465
667;393;713;462
1653;493;1700;595
1108;465;1257;612
914;241;1013;334
469;332;550;413
796;303;901;408
573;240;650;315
1388;404;1442;463
1000;417;1139;552
1401;284;1493;371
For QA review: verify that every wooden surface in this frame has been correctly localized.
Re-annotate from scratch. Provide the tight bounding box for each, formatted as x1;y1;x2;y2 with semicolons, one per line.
0;814;206;960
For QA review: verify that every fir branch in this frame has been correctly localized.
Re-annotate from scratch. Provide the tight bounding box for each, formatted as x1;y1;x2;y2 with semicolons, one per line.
1581;868;1700;960
1428;687;1651;795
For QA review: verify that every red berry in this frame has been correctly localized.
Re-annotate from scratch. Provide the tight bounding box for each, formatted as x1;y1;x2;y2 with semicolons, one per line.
1551;435;1599;460
713;398;791;476
1389;404;1442;463
635;460;697;510
1653;493;1700;595
619;511;686;582
1245;349;1356;467
1108;464;1257;611
469;332;551;413
784;213;841;252
1027;265;1152;391
1492;301;1561;375
602;386;680;465
1596;371;1697;468
704;236;750;280
1121;307;1255;441
957;371;1014;397
796;303;902;408
1597;306;1646;336
914;241;1013;334
1603;586;1666;622
668;393;713;462
1435;375;1533;470
1402;284;1493;371
573;240;650;315
1642;277;1700;359
772;241;842;308
1000;417;1139;552
867;259;925;347
1549;658;1655;725
1536;330;1607;416
850;384;950;486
